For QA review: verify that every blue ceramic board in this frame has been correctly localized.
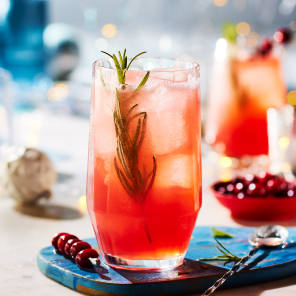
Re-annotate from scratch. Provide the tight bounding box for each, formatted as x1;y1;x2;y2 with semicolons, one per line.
37;226;296;295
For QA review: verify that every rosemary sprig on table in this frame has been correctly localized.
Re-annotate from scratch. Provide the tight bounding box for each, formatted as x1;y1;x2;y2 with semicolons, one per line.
212;227;235;238
101;50;156;243
198;238;241;263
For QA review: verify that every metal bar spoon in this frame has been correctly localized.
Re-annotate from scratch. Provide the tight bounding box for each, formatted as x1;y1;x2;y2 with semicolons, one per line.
201;225;289;296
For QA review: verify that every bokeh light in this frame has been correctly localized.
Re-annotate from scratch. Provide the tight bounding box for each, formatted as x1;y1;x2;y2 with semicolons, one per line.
220;171;232;182
219;156;232;168
246;32;259;47
236;22;250;36
214;0;227;7
102;24;117;38
95;38;108;50
47;83;68;102
278;136;290;149
215;38;227;61
287;90;296;105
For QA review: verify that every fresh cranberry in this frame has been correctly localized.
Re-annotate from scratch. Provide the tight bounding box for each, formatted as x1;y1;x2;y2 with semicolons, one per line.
266;178;281;194
258;172;273;184
234;182;245;194
258;38;273;56
52;232;69;252
70;241;92;258
57;234;78;254
276;181;288;197
274;28;292;44
217;185;227;194
75;249;100;268
65;239;81;256
232;177;245;184
237;192;245;199
226;183;235;194
244;174;259;185
247;183;266;197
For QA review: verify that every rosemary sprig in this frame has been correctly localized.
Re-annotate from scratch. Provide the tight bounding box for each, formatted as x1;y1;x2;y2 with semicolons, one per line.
198;238;241;263
101;50;155;243
212;227;235;238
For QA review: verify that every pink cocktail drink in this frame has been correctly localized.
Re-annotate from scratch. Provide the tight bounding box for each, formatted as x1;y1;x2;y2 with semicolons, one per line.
206;52;286;157
87;56;201;270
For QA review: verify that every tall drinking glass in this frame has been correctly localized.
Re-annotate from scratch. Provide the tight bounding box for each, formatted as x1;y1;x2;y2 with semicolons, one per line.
87;57;201;270
206;48;286;158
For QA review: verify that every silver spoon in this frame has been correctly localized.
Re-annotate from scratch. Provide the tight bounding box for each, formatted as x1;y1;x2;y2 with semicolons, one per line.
201;225;289;296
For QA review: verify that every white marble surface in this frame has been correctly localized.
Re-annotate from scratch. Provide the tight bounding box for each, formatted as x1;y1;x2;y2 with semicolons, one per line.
1;113;296;296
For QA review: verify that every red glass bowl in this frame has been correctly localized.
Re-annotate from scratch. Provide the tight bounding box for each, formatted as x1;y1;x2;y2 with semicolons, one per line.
210;184;296;221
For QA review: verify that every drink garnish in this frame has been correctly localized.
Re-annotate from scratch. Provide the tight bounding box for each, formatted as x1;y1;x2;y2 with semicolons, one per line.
212;227;235;238
101;50;156;243
198;238;241;263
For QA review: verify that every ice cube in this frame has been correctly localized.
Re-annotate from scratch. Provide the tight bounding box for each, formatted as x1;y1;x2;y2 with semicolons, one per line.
154;154;193;189
93;84;117;154
145;110;189;155
150;65;188;82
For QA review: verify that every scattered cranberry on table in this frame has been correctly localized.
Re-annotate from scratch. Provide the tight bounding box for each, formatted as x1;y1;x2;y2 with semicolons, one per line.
70;241;92;258
58;234;78;254
213;172;296;198
64;238;81;256
51;233;100;268
52;232;69;252
75;249;100;268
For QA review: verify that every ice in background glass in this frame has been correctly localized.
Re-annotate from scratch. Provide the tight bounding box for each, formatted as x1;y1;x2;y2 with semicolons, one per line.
206;43;287;158
86;56;201;270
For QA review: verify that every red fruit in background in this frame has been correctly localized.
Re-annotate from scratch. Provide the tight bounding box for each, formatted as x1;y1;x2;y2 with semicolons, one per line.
258;38;273;56
244;174;259;185
65;239;81;256
274;28;292;44
226;183;235;194
75;248;100;268
247;183;266;197
52;232;69;252
266;178;281;194
234;182;245;194
70;241;92;258
258;172;273;184
232;177;244;184
57;234;78;254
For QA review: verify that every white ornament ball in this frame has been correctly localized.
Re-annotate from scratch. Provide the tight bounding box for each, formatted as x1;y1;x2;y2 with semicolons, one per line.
1;146;57;205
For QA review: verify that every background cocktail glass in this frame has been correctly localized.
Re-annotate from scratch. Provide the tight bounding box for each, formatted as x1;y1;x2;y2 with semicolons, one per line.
86;57;201;270
206;47;287;159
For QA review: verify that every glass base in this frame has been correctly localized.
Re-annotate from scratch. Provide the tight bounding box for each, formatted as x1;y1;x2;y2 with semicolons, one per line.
104;254;185;271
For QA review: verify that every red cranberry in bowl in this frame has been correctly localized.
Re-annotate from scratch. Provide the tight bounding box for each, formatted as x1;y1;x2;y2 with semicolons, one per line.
258;172;273;184
75;248;100;268
244;174;259;185
247;183;267;197
70;241;92;258
57;234;78;254
234;182;245;194
287;189;296;197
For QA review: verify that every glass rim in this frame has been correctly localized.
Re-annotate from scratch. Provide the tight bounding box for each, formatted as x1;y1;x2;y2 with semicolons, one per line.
93;56;200;72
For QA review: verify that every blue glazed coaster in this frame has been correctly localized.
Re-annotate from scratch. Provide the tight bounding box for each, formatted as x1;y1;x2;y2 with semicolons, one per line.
37;226;296;295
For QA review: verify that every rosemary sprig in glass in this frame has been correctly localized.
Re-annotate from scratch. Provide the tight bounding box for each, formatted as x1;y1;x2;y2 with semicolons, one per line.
101;50;156;243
